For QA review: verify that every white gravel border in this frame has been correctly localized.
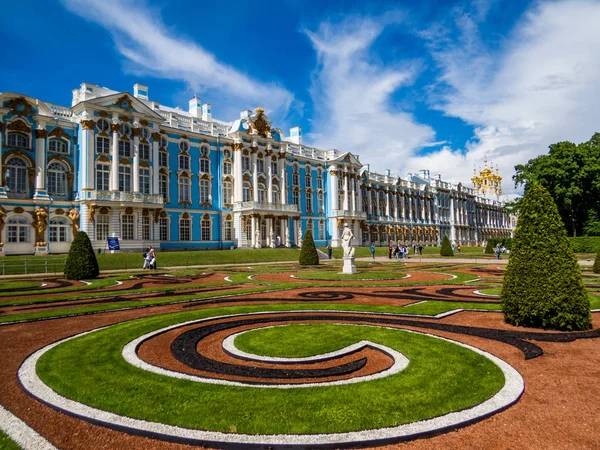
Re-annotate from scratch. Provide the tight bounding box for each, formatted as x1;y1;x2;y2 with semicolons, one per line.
18;311;524;447
122;323;409;388
0;403;57;449
473;290;501;297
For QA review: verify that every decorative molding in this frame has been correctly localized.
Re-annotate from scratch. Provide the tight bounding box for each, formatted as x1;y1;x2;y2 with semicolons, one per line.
97;111;109;118
7;120;31;133
49;127;70;140
80;120;96;130
96;154;110;163
55;209;65;215
125;207;133;215
119;158;131;165
151;132;161;141
131;128;142;137
110;123;120;133
5;97;35;117
140;120;149;127
68;208;80;234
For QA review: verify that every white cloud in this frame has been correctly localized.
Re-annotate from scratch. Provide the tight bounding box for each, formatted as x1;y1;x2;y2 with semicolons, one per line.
60;0;294;119
303;16;438;174
408;0;600;194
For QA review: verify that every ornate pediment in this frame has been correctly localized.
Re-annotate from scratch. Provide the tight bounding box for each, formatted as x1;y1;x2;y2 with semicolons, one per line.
247;107;272;138
3;97;36;117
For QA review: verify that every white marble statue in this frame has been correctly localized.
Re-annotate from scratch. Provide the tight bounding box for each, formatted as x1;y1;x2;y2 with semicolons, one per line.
341;223;355;257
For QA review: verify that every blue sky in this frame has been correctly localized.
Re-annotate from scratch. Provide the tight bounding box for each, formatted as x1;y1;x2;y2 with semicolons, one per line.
3;0;600;197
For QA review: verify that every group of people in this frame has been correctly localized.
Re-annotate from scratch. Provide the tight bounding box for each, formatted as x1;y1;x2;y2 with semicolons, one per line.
387;243;422;260
142;247;157;270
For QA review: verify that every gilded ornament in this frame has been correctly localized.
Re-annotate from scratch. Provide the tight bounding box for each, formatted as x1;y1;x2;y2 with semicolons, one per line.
55;209;65;215
68;208;80;235
110;123;121;133
99;206;110;215
88;205;96;222
96;155;110;163
5;97;35;117
98;111;109;118
80;120;96;130
49;127;70;140
125;207;133;215
131;128;142;137
31;206;48;244
140;120;149;127
7;120;31;133
151;132;161;141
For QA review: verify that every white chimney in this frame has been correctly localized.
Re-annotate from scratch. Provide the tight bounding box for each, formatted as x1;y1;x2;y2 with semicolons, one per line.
202;102;212;121
133;83;148;100
289;126;302;145
240;109;253;119
189;96;201;118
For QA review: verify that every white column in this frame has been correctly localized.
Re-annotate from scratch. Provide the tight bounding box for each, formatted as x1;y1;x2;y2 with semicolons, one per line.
233;144;243;202
251;215;257;247
34;127;48;197
151;133;160;195
356;177;362;212
137;211;143;241
407;193;413;221
252;150;258;201
267;154;273;203
343;171;349;211
132;127;140;193
284;218;290;247
111;122;120;191
385;190;391;216
280;155;287;204
367;187;372;215
329;168;338;210
393;194;398;220
450;195;456;243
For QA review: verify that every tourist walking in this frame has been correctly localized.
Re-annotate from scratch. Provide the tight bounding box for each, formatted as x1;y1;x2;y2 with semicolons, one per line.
148;247;157;269
495;243;501;260
327;243;332;260
370;243;375;259
142;247;152;269
388;243;393;259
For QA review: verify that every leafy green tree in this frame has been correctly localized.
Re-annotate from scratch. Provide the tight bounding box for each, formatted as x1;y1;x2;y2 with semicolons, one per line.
440;235;454;257
594;246;600;274
64;231;100;280
299;230;319;266
502;184;590;330
514;134;600;237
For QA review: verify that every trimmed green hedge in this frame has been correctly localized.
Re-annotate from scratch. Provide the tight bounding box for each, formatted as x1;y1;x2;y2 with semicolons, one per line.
440;236;454;257
502;185;591;331
64;232;99;280
594;247;600;274
569;236;600;253
299;230;319;265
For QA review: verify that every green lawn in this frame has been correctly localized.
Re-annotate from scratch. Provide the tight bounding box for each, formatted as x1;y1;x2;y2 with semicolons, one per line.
37;308;504;435
0;431;20;450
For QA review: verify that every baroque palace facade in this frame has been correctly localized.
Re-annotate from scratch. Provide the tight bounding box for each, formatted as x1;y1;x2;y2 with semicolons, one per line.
0;83;511;255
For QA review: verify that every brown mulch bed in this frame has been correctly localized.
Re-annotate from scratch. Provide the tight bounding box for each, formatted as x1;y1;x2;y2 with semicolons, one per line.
0;287;599;449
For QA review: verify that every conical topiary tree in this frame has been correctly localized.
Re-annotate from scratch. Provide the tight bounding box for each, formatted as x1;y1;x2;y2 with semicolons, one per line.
594;246;600;274
440;235;454;256
299;230;319;266
502;184;591;330
484;240;494;254
64;231;100;280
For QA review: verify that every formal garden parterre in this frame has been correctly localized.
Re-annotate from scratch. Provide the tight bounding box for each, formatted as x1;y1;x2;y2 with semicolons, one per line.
0;259;599;449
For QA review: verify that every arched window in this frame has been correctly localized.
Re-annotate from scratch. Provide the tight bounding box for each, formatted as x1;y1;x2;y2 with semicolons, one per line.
159;173;169;201
139;168;150;194
292;171;299;186
139;143;150;160
142;214;151;240
178;177;191;203
119;165;131;192
47;162;68;197
159;150;168;167
121;214;134;240
271;159;278;175
96;163;110;191
200;157;210;174
7;216;30;243
96;136;110;154
272;186;280;204
178;154;190;171
306;191;313;213
318;221;325;240
50;217;70;242
96;214;109;241
242;155;250;172
179;140;189;152
201;215;211;241
317;192;324;213
292;189;299;206
49;139;68;154
199;178;210;204
223;216;233;241
6;158;29;196
222;180;232;205
97;119;110;133
243;183;252;202
159;135;168;148
305;173;312;188
258;184;266;203
120;123;131;137
179;216;191;241
7;132;29;148
257;157;264;174
223;161;232;175
119;140;131;158
160;217;169;241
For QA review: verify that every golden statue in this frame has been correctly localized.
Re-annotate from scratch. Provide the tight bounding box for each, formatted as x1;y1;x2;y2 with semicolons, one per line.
68;208;80;236
88;204;97;223
32;206;48;246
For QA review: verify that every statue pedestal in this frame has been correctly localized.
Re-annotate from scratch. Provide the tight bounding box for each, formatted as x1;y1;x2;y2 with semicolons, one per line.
35;246;49;256
0;247;5;257
341;256;357;274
